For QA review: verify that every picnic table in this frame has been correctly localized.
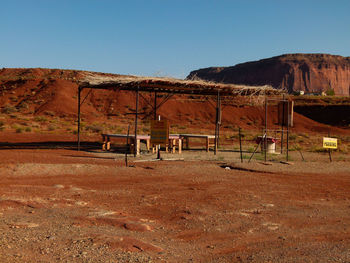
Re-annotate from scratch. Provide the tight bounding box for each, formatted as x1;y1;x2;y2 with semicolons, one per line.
101;134;182;155
179;134;216;152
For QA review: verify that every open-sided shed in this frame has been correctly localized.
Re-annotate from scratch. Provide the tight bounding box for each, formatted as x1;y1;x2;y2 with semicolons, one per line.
77;72;282;154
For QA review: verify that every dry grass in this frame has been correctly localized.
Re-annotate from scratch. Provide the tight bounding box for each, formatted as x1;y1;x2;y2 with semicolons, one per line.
79;72;282;97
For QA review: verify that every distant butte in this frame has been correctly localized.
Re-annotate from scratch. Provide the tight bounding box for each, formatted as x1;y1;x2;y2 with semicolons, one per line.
187;54;350;95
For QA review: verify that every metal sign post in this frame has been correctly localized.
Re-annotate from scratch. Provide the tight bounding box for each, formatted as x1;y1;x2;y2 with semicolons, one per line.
323;132;337;162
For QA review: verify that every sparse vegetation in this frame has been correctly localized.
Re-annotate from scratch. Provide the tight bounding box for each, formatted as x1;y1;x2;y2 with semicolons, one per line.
2;105;17;114
0;121;5;131
48;124;56;131
325;88;335;96
34;116;48;122
15;127;23;133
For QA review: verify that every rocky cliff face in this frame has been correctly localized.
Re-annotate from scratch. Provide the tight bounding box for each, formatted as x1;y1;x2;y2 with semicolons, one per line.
187;54;350;95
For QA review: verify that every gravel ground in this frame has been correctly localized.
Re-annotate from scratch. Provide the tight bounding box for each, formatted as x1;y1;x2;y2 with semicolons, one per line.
0;149;349;262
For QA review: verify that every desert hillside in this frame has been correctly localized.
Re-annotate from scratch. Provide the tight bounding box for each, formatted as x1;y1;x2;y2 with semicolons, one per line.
0;68;349;138
188;54;350;95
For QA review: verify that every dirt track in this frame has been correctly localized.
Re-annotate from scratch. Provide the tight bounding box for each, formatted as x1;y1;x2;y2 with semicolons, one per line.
0;148;350;262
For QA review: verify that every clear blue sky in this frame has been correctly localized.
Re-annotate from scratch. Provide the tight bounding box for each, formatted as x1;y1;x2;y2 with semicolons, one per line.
1;0;349;78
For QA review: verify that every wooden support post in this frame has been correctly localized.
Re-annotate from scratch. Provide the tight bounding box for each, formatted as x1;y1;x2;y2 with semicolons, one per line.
134;87;139;157
107;138;111;151
102;134;106;151
146;139;150;151
77;86;81;151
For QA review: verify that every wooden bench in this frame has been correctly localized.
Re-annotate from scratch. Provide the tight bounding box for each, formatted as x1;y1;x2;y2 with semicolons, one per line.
179;134;216;152
101;134;150;155
102;134;182;155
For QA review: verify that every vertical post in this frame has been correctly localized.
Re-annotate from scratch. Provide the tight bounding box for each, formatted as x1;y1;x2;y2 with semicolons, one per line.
154;92;157;120
281;95;285;154
134;87;139;157
77;86;81;151
239;127;243;163
157;115;161;160
264;96;267;162
286;100;290;162
328;130;332;162
214;91;220;155
125;124;130;167
217;93;221;148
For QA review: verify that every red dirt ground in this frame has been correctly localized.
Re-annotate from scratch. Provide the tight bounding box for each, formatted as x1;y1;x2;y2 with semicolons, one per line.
0;148;349;262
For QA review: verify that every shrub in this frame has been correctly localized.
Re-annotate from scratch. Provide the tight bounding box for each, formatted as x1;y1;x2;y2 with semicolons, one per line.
48;124;56;131
325;88;335;96
44;111;55;116
289;134;297;141
310;146;328;153
2;105;17;114
34;116;48;122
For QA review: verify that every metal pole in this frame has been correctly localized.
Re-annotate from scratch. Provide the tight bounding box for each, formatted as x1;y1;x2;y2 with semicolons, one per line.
281;95;285;154
125;124;130;167
157;115;161;160
214;91;220;155
286;100;290;162
239;127;243;163
328;130;332;162
134;87;139;157
248;139;262;163
264;96;267;162
154;92;157;120
217;93;221;148
77;86;81;151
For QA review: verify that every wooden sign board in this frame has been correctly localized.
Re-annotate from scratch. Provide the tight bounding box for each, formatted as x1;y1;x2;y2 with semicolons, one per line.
150;120;169;145
278;100;294;127
323;137;337;149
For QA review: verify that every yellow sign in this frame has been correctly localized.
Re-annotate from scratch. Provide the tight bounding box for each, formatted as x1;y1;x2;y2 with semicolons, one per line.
323;137;337;149
150;120;169;145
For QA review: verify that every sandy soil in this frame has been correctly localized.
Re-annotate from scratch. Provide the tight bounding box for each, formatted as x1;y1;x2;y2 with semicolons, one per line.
0;147;349;263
